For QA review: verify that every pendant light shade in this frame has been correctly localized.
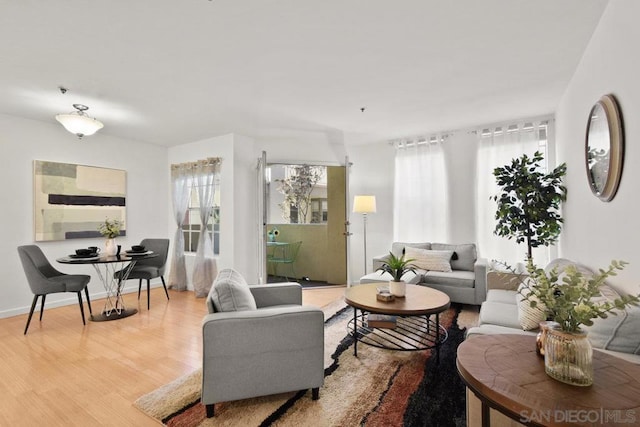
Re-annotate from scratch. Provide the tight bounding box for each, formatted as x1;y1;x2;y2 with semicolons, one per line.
55;104;104;138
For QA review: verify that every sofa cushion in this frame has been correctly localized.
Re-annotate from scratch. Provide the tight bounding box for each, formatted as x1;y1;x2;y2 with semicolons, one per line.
391;242;431;258
360;269;422;285
210;268;257;312
432;243;476;272
479;301;522;330
585;285;640;354
422;270;475;288
405;247;453;272
486;289;518;305
516;281;547;331
545;258;595;278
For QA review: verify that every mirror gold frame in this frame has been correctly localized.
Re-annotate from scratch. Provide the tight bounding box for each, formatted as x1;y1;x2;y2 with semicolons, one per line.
585;94;624;202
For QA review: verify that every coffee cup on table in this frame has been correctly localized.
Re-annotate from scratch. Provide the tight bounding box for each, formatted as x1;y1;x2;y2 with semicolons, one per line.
131;245;145;252
88;246;100;254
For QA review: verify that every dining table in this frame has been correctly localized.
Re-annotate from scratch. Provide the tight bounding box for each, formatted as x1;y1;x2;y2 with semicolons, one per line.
57;251;157;321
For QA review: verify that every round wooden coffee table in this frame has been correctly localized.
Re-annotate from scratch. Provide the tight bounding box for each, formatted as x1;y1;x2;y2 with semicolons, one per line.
344;283;451;358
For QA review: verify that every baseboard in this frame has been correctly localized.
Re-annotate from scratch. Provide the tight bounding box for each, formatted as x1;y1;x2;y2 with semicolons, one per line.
0;280;168;320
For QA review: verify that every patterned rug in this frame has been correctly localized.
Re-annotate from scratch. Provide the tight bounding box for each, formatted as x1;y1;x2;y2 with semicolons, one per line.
134;301;467;426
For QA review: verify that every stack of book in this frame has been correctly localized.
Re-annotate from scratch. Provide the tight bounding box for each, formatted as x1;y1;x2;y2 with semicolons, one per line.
367;314;397;329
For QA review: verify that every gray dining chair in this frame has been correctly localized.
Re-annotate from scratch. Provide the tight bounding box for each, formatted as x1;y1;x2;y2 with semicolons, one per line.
17;245;93;335
116;238;170;310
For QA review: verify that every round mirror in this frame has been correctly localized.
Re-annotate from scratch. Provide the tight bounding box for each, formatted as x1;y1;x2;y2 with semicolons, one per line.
585;94;624;202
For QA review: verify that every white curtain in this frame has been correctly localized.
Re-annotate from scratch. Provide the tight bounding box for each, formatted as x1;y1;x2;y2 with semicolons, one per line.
475;120;553;270
394;136;449;243
168;163;192;291
192;158;222;297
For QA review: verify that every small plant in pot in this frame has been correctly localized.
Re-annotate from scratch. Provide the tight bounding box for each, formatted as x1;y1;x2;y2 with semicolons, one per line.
376;252;417;297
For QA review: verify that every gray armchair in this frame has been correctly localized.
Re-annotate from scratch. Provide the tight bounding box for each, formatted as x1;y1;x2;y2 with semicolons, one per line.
17;245;92;334
201;278;324;418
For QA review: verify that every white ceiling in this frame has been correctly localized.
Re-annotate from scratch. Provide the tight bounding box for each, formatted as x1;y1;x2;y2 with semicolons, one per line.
0;0;608;147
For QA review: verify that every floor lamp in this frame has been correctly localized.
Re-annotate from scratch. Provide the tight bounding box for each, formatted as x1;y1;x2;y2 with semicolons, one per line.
353;195;376;275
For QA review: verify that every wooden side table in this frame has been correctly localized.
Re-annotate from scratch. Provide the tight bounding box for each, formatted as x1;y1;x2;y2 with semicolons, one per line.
457;334;640;427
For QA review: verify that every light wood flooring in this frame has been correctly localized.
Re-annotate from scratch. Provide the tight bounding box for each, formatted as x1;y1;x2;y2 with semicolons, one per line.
0;285;347;426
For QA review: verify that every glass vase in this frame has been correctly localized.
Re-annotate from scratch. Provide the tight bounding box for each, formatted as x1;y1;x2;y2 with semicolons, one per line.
544;325;593;386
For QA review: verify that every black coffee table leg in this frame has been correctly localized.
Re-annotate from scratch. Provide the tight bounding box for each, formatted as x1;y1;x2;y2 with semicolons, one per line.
436;312;440;363
353;307;358;357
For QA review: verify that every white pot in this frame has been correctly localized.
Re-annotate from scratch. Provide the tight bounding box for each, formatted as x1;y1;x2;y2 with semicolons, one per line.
389;280;406;297
104;238;118;256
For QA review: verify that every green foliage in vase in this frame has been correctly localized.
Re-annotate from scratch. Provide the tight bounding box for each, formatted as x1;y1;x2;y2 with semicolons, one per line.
376;252;417;282
98;218;123;238
492;151;567;262
522;259;640;333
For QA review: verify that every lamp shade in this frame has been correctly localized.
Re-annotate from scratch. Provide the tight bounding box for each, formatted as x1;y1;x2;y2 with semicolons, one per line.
55;104;104;138
353;195;376;213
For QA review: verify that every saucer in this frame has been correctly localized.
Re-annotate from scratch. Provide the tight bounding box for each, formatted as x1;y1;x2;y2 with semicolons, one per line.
125;250;151;256
69;253;99;259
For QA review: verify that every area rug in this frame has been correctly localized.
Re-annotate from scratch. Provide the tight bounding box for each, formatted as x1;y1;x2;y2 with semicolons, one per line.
134;301;467;426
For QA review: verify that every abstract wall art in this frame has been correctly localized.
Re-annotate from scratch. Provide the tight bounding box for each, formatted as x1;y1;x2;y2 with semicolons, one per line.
33;160;127;241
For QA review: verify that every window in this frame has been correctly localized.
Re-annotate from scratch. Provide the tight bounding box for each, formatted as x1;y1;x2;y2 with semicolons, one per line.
310;198;328;223
182;178;221;254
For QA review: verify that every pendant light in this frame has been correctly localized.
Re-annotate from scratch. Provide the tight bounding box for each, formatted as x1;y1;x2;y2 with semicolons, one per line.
55;104;104;138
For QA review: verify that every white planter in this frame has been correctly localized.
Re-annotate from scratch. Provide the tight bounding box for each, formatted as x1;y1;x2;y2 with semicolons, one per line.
104;238;118;256
389;280;406;297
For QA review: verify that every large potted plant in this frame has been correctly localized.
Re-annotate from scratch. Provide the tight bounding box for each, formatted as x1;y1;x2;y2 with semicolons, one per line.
376;252;416;297
492;151;567;263
522;259;640;386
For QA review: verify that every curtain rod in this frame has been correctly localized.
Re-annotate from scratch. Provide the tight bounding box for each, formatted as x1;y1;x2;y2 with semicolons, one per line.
171;157;222;169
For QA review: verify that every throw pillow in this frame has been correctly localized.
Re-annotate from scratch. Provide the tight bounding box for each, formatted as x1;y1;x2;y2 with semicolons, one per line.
404;247;453;273
210;268;257;312
516;280;547;330
585;285;640;354
431;243;477;272
391;242;431;258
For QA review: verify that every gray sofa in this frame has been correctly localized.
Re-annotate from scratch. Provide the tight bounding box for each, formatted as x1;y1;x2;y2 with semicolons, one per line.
361;241;488;305
467;258;640;364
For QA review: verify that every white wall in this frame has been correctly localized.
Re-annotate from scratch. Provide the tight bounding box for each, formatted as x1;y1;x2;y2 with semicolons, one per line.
347;142;395;282
0;114;169;318
556;0;640;294
259;137;346;166
233;134;260;281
